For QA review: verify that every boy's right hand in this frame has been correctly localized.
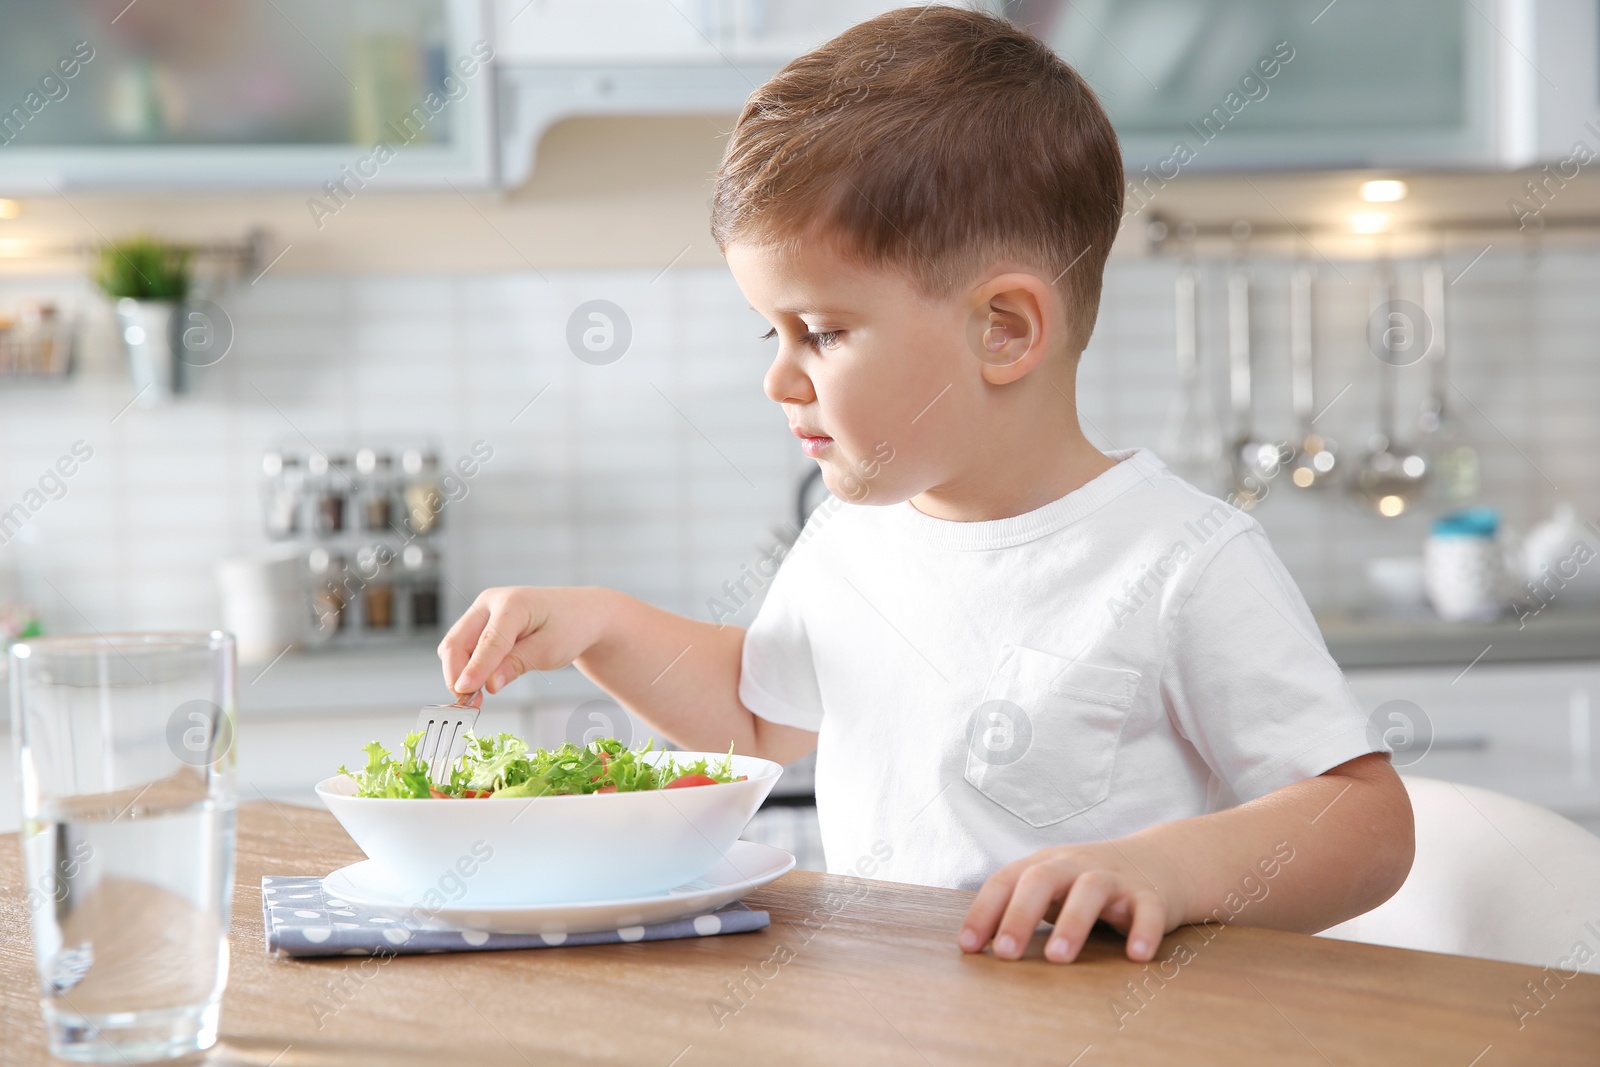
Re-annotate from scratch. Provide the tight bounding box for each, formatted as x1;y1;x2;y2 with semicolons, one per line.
438;586;613;697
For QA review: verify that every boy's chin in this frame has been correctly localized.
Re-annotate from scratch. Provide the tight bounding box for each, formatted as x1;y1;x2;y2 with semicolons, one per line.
817;464;914;508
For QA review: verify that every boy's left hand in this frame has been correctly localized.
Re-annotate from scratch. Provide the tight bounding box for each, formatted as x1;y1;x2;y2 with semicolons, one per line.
958;839;1189;964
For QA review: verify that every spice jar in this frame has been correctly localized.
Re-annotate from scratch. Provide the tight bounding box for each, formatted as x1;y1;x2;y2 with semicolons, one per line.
402;543;441;630
307;547;347;635
262;450;303;539
309;452;350;536
355;544;395;630
401;448;442;535
356;448;396;532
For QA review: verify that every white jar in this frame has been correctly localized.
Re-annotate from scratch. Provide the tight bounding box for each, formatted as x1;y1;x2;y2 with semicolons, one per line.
1424;508;1506;622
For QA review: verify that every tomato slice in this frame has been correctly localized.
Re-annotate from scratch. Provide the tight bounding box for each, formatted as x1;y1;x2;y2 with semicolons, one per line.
429;787;492;798
665;773;719;789
595;784;618;793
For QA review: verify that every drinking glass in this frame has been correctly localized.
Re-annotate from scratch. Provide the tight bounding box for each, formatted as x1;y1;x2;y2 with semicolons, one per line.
8;631;237;1063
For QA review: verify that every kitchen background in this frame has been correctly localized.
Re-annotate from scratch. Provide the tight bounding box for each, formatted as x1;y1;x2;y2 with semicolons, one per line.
2;0;1599;858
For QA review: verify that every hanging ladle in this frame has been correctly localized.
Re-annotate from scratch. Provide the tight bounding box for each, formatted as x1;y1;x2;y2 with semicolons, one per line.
1416;254;1480;504
1349;257;1429;517
1286;263;1338;489
1225;252;1281;508
1159;254;1224;490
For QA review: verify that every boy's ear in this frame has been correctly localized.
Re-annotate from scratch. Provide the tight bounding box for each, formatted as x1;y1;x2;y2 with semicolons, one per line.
967;272;1055;386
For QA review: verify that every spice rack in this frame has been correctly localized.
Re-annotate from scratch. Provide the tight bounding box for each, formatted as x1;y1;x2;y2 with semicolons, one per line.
261;442;445;646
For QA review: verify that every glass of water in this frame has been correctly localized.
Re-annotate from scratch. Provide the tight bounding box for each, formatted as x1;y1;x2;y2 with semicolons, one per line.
8;632;237;1063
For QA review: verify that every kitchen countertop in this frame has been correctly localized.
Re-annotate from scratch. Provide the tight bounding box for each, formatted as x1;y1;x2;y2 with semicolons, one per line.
3;802;1597;1065
1316;607;1600;670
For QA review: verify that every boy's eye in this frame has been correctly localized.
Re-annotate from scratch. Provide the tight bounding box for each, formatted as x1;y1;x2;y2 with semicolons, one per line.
758;326;842;350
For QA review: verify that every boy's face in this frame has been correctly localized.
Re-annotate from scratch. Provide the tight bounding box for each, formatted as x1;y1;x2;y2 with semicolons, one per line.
727;238;989;508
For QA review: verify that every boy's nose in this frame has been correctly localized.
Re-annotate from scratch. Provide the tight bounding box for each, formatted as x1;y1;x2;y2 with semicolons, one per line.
763;349;815;406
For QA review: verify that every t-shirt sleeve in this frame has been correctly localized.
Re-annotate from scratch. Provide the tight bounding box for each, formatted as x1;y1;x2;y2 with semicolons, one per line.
1160;525;1382;803
738;544;825;732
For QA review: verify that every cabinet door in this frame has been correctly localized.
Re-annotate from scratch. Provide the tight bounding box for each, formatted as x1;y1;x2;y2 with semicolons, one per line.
0;0;494;188
1344;663;1599;821
1009;0;1500;169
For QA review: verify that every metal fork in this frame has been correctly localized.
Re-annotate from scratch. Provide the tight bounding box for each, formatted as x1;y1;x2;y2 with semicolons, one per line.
414;694;481;786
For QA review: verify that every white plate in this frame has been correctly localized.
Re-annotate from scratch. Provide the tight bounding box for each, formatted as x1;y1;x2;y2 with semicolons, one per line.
322;840;796;935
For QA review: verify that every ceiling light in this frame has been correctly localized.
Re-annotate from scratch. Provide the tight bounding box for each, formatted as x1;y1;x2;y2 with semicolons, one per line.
0;198;20;220
1360;180;1408;203
1349;212;1393;234
1378;494;1406;517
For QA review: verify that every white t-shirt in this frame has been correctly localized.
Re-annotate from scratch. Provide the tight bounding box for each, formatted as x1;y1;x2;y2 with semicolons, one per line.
739;447;1381;891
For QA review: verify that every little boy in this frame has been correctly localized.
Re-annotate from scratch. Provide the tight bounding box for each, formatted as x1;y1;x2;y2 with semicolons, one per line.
439;6;1413;964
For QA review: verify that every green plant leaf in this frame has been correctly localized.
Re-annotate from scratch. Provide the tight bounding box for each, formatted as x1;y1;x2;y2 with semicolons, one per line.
94;237;192;302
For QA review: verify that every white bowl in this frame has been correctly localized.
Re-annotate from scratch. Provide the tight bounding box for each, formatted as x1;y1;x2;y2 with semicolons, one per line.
315;751;781;906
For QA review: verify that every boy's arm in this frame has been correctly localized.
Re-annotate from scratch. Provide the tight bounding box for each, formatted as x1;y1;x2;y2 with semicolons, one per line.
960;751;1414;963
440;586;818;765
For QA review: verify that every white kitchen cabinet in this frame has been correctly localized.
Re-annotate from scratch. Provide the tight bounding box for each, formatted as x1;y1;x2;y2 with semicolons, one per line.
1523;0;1600;165
1019;0;1598;171
491;0;910;65
497;62;780;186
0;0;495;190
1030;0;1495;170
493;0;726;64
1344;662;1600;835
489;0;927;185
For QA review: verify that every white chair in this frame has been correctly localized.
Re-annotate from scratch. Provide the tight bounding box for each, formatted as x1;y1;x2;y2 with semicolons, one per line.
1317;776;1600;974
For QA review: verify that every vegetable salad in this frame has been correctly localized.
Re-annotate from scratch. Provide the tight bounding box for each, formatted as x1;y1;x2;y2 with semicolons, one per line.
338;732;744;799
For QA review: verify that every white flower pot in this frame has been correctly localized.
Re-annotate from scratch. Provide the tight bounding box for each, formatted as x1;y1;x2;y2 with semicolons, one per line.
114;297;184;405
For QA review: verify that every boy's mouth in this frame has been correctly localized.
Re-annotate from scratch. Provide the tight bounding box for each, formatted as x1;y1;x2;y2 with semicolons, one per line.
791;425;833;458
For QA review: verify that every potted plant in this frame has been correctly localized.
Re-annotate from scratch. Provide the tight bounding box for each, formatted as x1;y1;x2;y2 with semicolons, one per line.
94;237;192;405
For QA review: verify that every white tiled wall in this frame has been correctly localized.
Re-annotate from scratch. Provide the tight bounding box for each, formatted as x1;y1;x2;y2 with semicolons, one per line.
1;247;1597;635
1120;246;1600;611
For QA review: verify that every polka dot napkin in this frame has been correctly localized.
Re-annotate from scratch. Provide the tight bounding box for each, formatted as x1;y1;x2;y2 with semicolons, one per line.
261;876;770;958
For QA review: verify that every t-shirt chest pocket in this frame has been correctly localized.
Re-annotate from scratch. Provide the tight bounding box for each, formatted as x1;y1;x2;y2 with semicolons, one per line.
964;643;1141;828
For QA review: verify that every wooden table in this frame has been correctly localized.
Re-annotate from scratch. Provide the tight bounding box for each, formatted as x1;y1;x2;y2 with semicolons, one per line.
4;803;1599;1065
